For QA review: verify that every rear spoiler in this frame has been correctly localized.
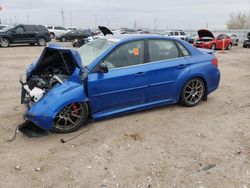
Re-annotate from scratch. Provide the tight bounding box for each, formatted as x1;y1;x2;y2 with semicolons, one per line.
198;48;214;54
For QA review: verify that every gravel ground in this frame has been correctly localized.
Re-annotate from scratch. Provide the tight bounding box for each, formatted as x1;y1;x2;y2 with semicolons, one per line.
0;42;250;188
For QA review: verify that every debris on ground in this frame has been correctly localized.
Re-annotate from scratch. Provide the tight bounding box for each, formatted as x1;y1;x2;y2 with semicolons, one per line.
202;164;216;171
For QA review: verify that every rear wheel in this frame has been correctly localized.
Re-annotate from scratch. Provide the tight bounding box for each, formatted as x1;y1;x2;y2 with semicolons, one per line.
180;78;205;107
61;37;66;42
211;44;216;50
0;38;10;47
37;38;46;46
53;102;89;133
227;43;232;50
50;33;55;39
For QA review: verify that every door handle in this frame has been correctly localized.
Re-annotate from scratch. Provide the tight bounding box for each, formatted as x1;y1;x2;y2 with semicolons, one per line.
178;64;187;68
135;72;146;76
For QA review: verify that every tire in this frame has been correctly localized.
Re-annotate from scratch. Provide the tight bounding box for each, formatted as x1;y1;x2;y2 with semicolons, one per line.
37;38;46;46
61;37;66;42
211;44;216;50
0;38;10;47
227;43;232;50
53;102;89;133
180;78;205;107
50;33;55;39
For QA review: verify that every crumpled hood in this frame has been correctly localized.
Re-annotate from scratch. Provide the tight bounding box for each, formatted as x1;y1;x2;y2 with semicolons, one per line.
198;29;215;39
26;44;83;78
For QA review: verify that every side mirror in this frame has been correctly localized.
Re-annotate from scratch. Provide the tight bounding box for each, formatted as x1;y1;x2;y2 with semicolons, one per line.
99;62;108;73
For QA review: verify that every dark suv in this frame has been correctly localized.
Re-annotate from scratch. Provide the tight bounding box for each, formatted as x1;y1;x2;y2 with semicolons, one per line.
0;24;51;47
243;32;250;48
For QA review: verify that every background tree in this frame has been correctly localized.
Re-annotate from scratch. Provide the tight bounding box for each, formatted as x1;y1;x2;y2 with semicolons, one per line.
226;12;250;29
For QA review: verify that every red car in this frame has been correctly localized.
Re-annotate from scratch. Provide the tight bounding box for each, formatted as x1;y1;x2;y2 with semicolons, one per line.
193;29;233;50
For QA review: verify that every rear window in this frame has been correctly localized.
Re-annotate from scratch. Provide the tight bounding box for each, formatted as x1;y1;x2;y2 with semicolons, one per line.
148;40;181;62
36;25;49;33
176;42;190;56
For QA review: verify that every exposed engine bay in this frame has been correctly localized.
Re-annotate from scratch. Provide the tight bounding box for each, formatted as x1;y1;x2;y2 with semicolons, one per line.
21;48;78;106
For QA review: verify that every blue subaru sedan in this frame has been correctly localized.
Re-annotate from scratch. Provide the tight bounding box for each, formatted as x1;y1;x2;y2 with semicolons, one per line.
21;34;220;133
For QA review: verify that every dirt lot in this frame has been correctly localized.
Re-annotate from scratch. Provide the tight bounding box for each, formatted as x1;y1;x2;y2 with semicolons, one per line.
0;43;249;188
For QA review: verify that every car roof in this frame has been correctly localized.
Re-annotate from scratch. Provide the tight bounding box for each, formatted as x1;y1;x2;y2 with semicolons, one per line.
107;34;175;42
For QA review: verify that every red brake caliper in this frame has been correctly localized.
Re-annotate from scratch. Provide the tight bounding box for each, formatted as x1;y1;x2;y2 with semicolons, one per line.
71;103;79;115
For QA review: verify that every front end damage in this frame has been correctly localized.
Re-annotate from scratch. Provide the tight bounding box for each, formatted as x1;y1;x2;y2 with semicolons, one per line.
20;44;87;131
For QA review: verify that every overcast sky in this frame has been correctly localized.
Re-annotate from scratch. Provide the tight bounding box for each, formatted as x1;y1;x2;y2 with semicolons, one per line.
0;0;250;30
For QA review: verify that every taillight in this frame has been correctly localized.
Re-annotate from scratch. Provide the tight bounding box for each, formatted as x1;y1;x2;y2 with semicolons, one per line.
212;57;218;68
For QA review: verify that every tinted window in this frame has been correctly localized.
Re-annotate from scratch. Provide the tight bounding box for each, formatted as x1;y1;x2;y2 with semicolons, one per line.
54;26;67;30
174;32;179;35
47;26;53;29
36;25;49;33
104;41;144;69
180;31;185;35
24;25;36;32
15;27;24;34
176;42;190;56
170;32;173;35
148;40;180;62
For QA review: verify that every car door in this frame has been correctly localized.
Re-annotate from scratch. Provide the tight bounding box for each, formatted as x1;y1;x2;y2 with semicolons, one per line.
23;25;38;42
144;39;190;103
10;26;25;43
87;40;147;114
216;34;224;49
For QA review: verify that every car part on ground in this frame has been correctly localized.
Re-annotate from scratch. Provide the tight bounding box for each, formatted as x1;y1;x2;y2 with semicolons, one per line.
0;24;51;47
21;35;220;133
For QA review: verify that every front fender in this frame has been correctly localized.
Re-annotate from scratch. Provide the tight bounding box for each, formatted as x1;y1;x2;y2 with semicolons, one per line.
26;80;88;130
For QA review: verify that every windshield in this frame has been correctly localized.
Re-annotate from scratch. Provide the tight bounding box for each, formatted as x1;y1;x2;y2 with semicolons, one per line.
78;38;115;67
1;25;15;32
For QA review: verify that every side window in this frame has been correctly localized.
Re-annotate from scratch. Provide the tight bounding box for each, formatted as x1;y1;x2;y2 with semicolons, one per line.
176;42;190;56
217;34;223;40
24;25;36;32
104;41;144;69
170;32;173;35
15;27;24;34
174;32;179;36
148;40;180;62
47;26;53;29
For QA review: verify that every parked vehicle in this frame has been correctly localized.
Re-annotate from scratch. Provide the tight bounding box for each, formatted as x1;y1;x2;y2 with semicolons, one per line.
228;34;239;46
186;33;199;44
165;30;187;40
67;27;78;31
0;24;8;31
243;32;250;48
193;29;233;50
0;24;51;47
20;35;220;133
55;29;93;42
72;26;113;48
46;26;69;38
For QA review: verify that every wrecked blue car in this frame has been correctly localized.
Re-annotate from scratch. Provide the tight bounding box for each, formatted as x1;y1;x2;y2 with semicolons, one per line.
21;34;220;133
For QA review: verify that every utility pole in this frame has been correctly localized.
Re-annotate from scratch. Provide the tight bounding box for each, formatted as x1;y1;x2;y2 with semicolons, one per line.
154;18;157;32
94;14;97;28
60;8;65;26
0;5;3;24
26;15;30;24
69;11;72;27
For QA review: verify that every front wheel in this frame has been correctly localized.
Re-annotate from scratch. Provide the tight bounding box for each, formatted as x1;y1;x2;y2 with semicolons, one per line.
180;78;205;107
61;37;66;42
53;102;89;133
0;38;10;47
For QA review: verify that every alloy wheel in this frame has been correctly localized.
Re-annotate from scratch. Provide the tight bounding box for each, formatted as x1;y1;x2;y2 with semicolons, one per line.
183;79;204;105
0;38;10;47
53;102;85;132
